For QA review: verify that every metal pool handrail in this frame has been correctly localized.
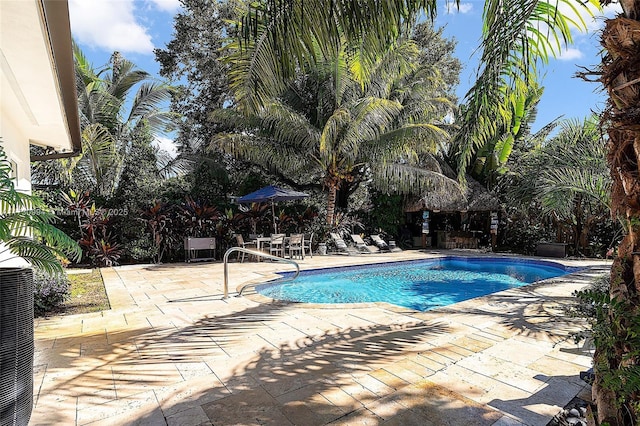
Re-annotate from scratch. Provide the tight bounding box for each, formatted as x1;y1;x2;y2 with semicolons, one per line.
222;247;300;298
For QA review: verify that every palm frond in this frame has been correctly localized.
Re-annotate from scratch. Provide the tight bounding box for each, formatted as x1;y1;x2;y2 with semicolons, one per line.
78;123;118;193
213;132;316;178
2;237;70;275
108;60;150;101
126;82;176;132
258;102;322;148
230;0;437;113
503;115;609;217
376;123;448;153
541;167;611;209
320;107;351;153
454;0;599;181
372;162;461;196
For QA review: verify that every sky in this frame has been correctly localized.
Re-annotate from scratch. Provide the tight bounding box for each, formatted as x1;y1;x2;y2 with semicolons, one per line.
68;0;622;152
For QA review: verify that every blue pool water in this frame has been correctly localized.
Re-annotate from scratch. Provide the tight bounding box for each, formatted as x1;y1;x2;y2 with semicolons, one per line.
255;257;580;311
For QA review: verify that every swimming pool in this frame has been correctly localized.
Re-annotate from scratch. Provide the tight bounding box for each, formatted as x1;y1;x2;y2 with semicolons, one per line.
255;257;580;311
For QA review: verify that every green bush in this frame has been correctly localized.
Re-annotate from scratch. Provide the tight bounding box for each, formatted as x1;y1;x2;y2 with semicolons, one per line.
499;209;554;255
125;235;158;263
363;192;405;238
573;274;640;425
33;269;70;316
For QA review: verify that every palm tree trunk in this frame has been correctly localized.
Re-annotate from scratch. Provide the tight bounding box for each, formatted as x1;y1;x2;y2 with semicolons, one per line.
574;194;583;254
598;7;640;425
326;185;337;225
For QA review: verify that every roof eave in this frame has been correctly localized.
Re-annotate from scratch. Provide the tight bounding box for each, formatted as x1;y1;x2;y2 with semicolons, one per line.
31;0;82;161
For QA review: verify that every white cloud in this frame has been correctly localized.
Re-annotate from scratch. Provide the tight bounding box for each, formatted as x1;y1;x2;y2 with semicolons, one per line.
153;136;178;157
527;2;621;58
148;0;182;13
68;0;155;54
583;3;624;32
444;1;473;14
558;47;584;61
458;3;473;14
556;1;622;34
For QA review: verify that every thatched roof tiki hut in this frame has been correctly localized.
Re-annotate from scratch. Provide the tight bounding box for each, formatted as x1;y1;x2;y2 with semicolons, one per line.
404;179;501;249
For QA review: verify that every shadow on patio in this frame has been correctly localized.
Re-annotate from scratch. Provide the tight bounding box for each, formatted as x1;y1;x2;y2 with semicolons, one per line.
34;301;450;425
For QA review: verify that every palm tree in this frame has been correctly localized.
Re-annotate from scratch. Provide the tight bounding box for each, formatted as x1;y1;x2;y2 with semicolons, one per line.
503;116;613;253
230;1;593;117
593;4;640;423
454;0;601;180
32;44;177;196
214;38;458;224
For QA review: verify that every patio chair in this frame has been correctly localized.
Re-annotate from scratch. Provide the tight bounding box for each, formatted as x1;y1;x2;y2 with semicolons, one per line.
303;232;314;258
287;234;304;259
351;234;374;253
235;234;257;262
370;234;390;252
269;234;285;257
330;233;355;255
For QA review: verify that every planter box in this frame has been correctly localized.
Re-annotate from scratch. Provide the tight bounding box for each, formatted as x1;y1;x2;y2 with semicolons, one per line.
535;242;567;258
184;237;217;262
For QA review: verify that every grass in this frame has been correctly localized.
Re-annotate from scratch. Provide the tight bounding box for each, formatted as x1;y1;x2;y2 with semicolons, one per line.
62;269;110;315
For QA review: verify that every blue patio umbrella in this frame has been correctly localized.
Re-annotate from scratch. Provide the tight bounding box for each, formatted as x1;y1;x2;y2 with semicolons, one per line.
236;185;309;233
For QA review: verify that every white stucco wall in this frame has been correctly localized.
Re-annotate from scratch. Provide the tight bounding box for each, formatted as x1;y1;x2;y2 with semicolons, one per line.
1;115;33;194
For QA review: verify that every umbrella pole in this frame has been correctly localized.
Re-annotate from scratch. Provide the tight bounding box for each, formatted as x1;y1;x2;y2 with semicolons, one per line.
272;200;277;234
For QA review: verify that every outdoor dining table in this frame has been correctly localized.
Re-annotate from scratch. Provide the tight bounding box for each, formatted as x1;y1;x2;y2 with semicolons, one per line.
251;236;292;260
253;237;273;252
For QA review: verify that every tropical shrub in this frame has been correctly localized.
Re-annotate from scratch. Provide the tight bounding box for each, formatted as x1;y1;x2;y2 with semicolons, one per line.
499;208;555;255
363;192;405;239
178;196;221;237
33;269;70;316
233;203;270;236
140;201;174;264
328;212;364;240
0;146;81;273
287;206;319;234
77;204;122;267
86;237;123;267
572;275;640;425
125;234;158;263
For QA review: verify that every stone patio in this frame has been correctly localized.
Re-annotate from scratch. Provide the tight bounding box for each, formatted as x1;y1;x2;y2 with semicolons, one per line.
30;250;609;425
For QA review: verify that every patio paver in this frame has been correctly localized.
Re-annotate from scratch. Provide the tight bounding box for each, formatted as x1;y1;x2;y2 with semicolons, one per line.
30;250;608;425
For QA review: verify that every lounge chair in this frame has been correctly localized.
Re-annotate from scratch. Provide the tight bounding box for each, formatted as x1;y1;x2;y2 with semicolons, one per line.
370;234;390;252
351;234;375;253
330;232;354;255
